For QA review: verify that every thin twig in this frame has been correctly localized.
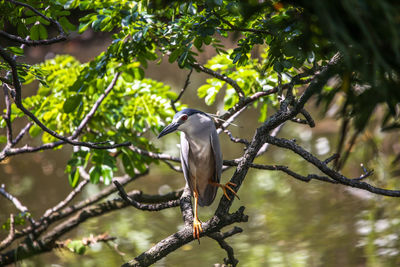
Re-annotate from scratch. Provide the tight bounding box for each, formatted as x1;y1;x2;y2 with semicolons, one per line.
171;69;193;113
56;233;116;249
208;228;242;267
71;72;121;139
224;129;250;146
0;214;15;251
113;180;181;211
0;184;35;224
42;179;89;218
300;108;315;127
265;135;400;197
2;84;13;147
12;123;33;146
323;153;339;164
191;61;245;99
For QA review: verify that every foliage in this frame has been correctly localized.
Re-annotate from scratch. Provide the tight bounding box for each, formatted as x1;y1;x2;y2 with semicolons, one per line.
1;0;400;266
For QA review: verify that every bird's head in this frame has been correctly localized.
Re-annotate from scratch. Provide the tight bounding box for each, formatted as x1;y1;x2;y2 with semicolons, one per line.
157;108;205;138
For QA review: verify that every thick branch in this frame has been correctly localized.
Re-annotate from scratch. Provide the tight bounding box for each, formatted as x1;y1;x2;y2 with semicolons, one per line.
121;206;248;267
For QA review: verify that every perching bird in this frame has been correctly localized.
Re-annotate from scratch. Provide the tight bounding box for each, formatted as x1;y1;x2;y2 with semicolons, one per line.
158;108;237;240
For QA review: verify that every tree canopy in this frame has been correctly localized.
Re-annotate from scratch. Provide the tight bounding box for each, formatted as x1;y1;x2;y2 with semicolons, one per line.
1;0;400;266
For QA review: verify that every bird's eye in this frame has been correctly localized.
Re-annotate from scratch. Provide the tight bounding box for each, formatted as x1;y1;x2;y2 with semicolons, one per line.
181;115;188;121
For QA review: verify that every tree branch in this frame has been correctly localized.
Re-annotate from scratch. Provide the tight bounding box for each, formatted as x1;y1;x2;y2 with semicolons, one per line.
0;184;35;224
42;179;89;218
121;206;248;267
207;227;243;267
113;180;181;211
0;0;67;46
171;69;193;113
191;62;245;99
265;135;400;196
0;214;15;251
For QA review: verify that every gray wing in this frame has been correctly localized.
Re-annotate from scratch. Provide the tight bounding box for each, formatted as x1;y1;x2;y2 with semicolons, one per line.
180;132;193;190
210;126;222;184
197;125;222;207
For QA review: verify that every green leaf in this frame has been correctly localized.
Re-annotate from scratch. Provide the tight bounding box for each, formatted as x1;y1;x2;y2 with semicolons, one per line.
168;49;181;63
122;151;135;177
89;166;101;184
67;240;86;255
63;95;82;113
0;136;7;143
59;17;76;31
194;38;202;50
68;168;80;188
122;72;134;82
30;24;40;40
29;125;42;138
101;165;113;185
38;24;48;39
78;22;91;33
6;46;24;56
178;51;188;68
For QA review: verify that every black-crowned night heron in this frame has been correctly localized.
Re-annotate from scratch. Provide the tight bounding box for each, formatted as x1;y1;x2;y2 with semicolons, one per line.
158;108;238;240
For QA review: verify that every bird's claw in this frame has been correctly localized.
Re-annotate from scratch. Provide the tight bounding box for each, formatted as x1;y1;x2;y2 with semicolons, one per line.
221;182;240;201
193;217;203;242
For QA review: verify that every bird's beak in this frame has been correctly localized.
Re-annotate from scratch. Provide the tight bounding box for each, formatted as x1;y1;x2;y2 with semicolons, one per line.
157;122;179;139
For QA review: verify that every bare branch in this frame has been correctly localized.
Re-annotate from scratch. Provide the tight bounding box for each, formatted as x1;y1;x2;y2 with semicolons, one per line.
323;153;339;164
0;30;67;46
42;179;89;218
0;184;35;224
208;227;243;267
12;122;33;146
290;117;308;125
191;61;245;99
121;206;248;267
113;180;181;211
256;124;283;157
0;214;15;251
216;88;279;129
171;69;193;113
71;72;121;139
300;108;315;127
265;135;400;197
56;233;116;250
353;164;374;181
224;129;250;146
2;84;13;147
214;11;271;35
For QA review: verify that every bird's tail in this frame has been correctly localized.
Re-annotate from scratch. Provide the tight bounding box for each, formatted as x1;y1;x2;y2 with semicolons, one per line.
198;183;218;207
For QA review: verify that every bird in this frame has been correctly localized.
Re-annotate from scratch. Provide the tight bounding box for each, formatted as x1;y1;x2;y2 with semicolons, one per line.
157;108;238;240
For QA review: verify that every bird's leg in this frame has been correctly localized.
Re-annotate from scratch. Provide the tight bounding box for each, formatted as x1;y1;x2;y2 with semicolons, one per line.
209;180;240;201
192;189;203;241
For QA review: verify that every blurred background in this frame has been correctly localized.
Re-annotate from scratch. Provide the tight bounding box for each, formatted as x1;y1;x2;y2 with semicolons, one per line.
1;27;400;267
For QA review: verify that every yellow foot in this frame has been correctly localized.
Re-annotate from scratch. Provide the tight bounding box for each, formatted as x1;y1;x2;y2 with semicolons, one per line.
219;182;240;201
193;217;203;241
